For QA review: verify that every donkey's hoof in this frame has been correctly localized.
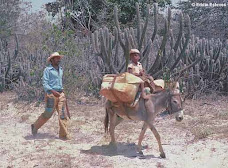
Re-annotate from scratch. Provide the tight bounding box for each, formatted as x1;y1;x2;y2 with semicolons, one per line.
137;151;146;159
160;152;166;158
137;151;144;155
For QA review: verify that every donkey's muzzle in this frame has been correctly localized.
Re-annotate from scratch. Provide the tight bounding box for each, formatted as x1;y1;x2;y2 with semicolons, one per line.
175;110;184;122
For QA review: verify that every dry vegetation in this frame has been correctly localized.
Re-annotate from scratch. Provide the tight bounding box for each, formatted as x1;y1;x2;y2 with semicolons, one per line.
178;94;228;140
1;1;228;167
0;92;228;168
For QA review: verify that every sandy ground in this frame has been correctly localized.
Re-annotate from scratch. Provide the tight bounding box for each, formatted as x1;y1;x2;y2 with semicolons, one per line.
0;92;228;168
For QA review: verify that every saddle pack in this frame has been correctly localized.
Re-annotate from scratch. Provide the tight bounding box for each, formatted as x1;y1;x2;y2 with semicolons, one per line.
100;72;143;103
100;72;165;104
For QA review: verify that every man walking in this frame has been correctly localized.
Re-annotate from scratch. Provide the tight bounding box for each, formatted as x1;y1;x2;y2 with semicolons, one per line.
31;52;70;140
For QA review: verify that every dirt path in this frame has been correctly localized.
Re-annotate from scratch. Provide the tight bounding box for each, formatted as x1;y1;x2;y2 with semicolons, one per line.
0;92;228;168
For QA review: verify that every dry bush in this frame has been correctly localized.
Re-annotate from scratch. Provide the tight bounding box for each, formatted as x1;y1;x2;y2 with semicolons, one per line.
178;95;228;140
191;125;214;140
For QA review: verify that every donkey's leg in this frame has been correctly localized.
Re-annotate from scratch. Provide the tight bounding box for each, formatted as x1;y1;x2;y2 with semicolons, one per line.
109;110;118;144
147;122;166;158
137;122;148;153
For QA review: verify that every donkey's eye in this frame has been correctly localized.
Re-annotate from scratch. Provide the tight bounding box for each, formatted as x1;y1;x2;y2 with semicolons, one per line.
172;100;177;104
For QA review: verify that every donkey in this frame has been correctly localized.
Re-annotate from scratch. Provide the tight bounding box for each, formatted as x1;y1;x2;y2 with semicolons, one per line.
104;82;184;158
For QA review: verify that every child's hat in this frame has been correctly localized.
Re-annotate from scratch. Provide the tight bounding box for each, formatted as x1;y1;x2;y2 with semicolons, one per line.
129;49;140;54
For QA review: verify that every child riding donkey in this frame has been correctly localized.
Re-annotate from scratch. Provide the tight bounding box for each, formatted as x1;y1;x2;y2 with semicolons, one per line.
127;49;157;99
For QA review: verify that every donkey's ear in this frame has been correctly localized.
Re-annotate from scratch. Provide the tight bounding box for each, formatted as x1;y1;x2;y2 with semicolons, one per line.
174;81;180;90
170;81;180;93
174;81;180;93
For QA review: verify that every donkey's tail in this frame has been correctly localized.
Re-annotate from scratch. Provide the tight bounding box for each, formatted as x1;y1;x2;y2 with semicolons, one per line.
104;107;109;133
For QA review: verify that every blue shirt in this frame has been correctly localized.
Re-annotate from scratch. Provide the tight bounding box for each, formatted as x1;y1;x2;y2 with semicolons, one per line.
42;64;63;93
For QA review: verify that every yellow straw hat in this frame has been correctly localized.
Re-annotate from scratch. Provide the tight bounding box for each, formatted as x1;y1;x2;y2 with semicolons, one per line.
47;52;64;63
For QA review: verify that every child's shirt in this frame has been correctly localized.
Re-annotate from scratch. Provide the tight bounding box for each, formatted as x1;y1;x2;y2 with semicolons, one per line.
127;62;143;76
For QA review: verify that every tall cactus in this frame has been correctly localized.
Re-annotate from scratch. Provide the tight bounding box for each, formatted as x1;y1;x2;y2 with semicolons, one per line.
90;3;228;95
92;3;191;76
151;3;158;43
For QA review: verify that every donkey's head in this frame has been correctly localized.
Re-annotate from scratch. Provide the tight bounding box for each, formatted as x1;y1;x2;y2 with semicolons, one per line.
166;82;184;122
